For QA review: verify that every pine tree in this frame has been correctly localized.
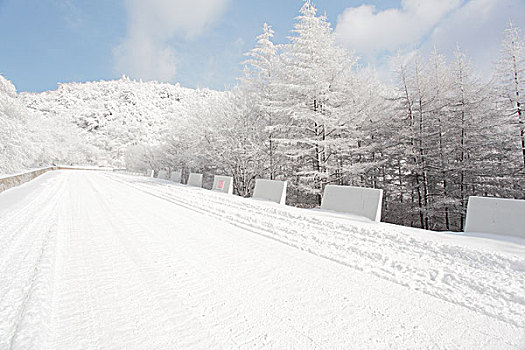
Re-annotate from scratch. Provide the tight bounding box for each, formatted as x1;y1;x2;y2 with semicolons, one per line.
240;23;281;180
494;21;525;170
276;0;355;205
448;47;488;229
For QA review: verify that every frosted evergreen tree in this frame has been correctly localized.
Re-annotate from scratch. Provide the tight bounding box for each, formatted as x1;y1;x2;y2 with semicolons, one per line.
494;21;525;169
425;49;455;229
0;75;29;173
240;23;281;179
277;0;356;204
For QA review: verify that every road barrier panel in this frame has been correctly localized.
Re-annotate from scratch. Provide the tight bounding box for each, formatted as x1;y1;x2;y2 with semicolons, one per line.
170;170;182;183
252;179;287;204
158;169;169;180
212;175;233;194
464;196;525;239
187;173;203;187
321;185;383;222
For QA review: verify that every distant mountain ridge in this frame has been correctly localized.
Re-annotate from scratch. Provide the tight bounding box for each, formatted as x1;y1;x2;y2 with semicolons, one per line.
19;76;225;165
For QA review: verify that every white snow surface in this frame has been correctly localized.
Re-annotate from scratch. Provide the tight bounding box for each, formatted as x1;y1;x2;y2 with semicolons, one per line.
0;171;524;349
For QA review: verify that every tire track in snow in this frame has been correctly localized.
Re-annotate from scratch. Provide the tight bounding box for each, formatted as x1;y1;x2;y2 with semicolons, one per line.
0;172;66;350
107;173;525;329
88;171;324;349
53;173;196;349
1;171;523;349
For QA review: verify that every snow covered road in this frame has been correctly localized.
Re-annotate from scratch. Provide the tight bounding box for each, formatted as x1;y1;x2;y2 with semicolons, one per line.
0;171;524;349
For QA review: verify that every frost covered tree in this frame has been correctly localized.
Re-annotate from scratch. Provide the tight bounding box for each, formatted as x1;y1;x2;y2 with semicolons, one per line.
494;21;525;170
276;0;358;204
173;88;267;196
448;47;485;229
0;74;92;174
240;23;282;180
425;49;455;229
0;75;31;173
399;55;433;229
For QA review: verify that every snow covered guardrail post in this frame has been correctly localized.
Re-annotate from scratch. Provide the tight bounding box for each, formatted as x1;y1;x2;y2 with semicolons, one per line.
464;196;525;239
252;179;287;204
320;185;383;222
170;169;182;183
187;173;203;187
212;175;233;194
149;170;154;178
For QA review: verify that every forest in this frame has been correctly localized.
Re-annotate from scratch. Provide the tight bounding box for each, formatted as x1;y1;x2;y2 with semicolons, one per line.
1;1;524;231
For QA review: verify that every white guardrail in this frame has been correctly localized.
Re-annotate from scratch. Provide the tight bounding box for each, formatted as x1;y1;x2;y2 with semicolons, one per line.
0;165;115;193
0;167;57;193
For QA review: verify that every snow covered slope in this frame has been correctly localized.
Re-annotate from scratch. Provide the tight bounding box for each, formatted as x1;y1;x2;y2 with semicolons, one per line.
19;77;226;165
0;171;524;349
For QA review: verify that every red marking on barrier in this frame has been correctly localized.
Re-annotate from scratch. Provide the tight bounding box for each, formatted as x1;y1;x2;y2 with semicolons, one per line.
217;180;224;189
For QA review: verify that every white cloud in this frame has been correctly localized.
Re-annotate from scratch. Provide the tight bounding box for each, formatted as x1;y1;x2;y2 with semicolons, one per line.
420;0;525;77
114;0;231;82
335;0;525;80
335;0;463;59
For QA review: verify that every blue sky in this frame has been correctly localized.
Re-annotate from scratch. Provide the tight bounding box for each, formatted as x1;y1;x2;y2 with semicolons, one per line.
0;0;523;92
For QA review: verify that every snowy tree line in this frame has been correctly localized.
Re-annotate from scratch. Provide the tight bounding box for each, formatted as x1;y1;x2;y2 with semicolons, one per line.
0;75;92;174
1;1;523;231
154;2;525;231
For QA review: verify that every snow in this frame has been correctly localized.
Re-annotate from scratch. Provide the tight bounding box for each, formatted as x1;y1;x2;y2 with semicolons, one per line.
252;179;287;204
0;171;524;349
465;196;525;238
187;173;203;187
321;184;383;222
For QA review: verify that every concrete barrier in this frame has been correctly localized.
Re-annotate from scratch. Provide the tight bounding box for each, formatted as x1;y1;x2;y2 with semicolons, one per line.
187;173;203;187
321;185;383;222
0;167;56;193
0;166;117;194
465;196;525;239
252;179;287;204
56;165;113;171
212;175;233;194
158;169;169;180
170;170;182;183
